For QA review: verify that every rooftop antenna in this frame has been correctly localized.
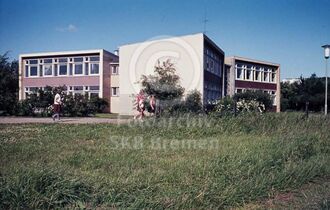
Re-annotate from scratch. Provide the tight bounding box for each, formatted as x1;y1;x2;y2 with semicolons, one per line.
203;3;209;34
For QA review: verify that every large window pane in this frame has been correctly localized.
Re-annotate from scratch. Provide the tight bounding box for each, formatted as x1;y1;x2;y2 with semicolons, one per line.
59;64;67;75
236;68;242;79
30;66;38;76
44;65;52;76
74;64;83;74
90;63;99;74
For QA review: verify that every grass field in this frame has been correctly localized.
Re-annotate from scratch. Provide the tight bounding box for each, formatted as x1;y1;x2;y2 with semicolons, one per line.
0;113;329;209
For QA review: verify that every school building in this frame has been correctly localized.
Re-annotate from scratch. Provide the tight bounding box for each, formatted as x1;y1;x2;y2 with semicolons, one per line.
19;33;280;114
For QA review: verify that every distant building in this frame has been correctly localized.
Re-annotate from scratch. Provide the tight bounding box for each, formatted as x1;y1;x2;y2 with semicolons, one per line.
282;78;300;84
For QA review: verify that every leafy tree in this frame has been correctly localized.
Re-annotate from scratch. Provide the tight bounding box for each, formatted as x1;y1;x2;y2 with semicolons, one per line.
281;74;329;112
0;53;18;115
140;59;184;101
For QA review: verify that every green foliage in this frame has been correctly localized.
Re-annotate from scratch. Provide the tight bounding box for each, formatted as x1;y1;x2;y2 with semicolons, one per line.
0;113;329;208
164;90;203;115
16;86;108;117
233;90;273;110
281;74;329;112
184;89;202;113
140;59;184;101
0;53;18;115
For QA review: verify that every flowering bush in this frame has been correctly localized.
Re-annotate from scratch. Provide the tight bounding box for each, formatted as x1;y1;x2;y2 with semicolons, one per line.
214;97;266;116
236;99;265;113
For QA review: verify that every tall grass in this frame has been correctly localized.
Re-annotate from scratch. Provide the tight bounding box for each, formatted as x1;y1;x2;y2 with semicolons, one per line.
0;113;329;208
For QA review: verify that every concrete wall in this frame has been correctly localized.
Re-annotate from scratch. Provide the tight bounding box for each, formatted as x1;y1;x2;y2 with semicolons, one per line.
110;74;120;113
119;33;204;115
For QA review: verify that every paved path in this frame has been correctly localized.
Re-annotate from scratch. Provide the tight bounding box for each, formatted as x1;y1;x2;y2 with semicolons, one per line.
0;117;131;124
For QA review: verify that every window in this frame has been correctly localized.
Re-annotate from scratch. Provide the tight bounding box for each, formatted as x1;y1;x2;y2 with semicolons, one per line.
90;56;99;61
246;69;252;80
90;86;99;90
90;92;99;98
236;88;243;93
84;63;89;75
90;63;99;74
74;57;83;62
263;70;269;82
54;64;58;76
112;87;119;96
255;70;260;81
271;70;276;83
236;65;243;79
44;65;52;76
44;59;52;64
25;66;29;77
29;60;38;64
39;65;43;76
59;58;67;63
111;66;118;74
69;64;73;75
59;64;67;75
30;66;38;76
74;64;83;74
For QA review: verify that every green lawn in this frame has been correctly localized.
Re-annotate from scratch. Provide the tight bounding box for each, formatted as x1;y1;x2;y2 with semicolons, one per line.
0;113;329;209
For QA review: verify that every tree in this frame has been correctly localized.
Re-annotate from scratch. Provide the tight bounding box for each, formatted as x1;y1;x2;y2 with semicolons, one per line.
281;74;329;112
140;59;184;101
0;53;19;115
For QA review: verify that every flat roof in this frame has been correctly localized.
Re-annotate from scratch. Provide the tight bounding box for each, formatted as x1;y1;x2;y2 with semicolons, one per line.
226;56;280;67
20;49;116;58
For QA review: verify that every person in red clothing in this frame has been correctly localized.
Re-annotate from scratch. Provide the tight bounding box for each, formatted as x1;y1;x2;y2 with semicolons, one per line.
134;90;145;120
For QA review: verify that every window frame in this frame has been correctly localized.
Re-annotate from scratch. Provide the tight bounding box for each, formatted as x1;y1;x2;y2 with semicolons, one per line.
43;64;53;77
111;87;119;97
29;65;39;77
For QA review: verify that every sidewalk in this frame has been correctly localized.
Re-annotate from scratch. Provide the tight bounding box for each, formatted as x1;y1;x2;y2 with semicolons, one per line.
0;117;130;124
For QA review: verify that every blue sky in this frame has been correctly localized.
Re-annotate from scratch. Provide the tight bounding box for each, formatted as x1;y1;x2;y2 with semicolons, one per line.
0;0;329;79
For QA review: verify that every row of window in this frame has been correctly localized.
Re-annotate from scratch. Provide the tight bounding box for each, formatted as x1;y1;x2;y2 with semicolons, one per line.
24;86;120;98
25;56;100;65
235;64;276;83
204;48;221;61
25;62;100;77
205;56;223;76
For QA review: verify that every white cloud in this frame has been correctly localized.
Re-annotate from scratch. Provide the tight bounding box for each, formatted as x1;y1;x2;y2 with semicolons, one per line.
56;24;77;32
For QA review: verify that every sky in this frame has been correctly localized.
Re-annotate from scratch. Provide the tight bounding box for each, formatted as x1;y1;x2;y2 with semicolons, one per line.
0;0;329;79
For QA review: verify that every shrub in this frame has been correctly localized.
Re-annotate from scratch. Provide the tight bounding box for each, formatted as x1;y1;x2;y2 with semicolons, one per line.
184;90;202;113
16;86;108;117
233;90;273;111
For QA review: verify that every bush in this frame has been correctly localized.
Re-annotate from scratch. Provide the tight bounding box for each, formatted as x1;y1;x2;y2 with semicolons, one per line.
16;86;108;117
162;90;202;115
233;90;273;111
